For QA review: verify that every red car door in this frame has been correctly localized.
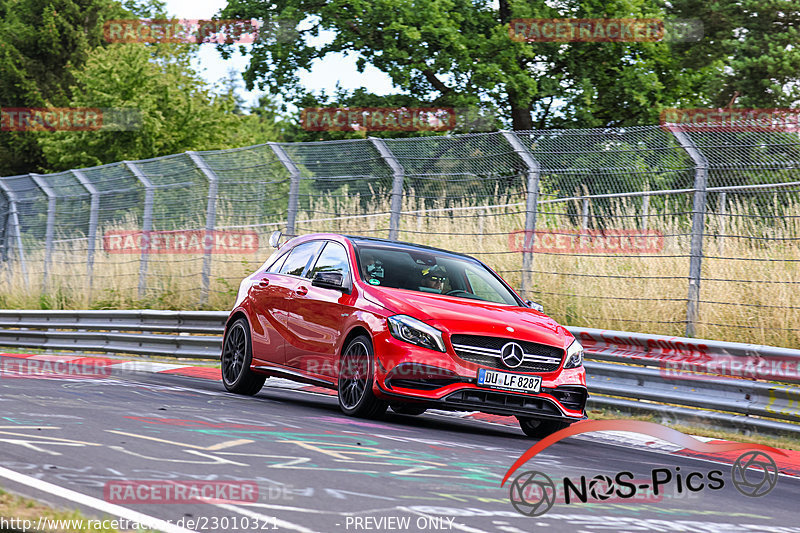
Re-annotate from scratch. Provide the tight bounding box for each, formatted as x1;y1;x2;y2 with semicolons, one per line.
249;240;324;367
285;241;354;378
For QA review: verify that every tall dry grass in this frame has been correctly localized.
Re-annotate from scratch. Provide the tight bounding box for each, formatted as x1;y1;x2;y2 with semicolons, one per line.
0;194;798;348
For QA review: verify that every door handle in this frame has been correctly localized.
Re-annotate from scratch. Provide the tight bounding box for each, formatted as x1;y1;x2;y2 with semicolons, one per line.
295;286;308;296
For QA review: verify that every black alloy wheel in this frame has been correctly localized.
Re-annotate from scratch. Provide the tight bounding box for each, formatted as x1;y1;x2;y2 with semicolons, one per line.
338;335;388;418
221;318;266;395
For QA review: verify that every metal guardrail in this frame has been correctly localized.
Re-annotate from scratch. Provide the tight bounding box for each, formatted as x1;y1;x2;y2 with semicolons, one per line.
0;310;798;436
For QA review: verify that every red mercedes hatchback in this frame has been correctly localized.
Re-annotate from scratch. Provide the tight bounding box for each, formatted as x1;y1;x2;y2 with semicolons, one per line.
221;233;587;437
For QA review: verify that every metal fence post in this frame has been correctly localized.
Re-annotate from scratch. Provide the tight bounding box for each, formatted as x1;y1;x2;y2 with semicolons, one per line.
71;170;99;294
581;198;590;230
671;130;709;337
187;151;218;306
717;191;727;251
369;138;405;241
502;131;541;297
641;195;650;230
0;178;28;286
269;143;300;236
29;174;56;292
125;161;154;299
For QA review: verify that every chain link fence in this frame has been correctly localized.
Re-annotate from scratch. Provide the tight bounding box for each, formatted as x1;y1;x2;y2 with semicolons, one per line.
1;124;798;348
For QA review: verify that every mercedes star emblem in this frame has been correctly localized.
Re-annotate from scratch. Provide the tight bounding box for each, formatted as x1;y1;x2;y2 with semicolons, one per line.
501;342;525;368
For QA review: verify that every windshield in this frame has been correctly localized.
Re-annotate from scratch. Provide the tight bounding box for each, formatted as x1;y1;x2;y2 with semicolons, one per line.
356;245;520;306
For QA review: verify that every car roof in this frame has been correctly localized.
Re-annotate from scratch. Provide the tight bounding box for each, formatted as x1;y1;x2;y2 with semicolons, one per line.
343;234;476;260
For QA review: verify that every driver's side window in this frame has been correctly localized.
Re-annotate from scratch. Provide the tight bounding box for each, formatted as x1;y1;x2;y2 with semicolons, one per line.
307;242;351;280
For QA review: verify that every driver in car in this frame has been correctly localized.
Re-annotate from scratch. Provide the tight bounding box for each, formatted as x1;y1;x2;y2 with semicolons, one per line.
420;265;447;293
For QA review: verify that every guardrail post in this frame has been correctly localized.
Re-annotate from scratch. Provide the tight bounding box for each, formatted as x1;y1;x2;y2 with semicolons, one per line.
71;170;99;295
125;161;154;300
187;152;219;306
269;143;300;236
29;174;56;293
369;138;405;241
502;131;541;297
0;178;28;287
671;129;709;337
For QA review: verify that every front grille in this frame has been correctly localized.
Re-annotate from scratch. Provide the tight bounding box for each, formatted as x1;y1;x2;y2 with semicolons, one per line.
450;334;563;372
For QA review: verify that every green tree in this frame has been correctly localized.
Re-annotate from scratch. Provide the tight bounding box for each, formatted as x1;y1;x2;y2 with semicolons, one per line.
217;0;714;131
0;0;123;175
677;0;800;108
39;42;280;169
218;0;800;131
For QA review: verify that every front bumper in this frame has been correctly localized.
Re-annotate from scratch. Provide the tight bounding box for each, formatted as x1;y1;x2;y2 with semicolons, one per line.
373;333;587;421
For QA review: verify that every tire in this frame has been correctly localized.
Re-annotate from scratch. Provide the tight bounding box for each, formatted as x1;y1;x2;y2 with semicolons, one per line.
221;317;266;396
516;416;571;438
338;335;388;418
390;403;427;416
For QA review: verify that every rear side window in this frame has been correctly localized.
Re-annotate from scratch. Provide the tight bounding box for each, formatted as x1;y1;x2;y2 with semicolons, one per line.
279;241;323;277
308;242;351;280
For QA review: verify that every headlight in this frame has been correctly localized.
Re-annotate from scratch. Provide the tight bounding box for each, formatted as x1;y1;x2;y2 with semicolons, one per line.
387;315;445;352
563;339;584;369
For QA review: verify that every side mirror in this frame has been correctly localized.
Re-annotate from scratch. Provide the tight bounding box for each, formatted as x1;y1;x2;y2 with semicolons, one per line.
312;271;346;291
526;300;544;312
269;230;282;248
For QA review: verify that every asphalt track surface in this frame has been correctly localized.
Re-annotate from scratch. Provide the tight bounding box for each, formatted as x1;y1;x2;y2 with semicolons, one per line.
0;356;798;533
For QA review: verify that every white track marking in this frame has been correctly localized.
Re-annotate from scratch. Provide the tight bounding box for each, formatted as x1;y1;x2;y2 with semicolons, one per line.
113;361;187;372
0;465;196;533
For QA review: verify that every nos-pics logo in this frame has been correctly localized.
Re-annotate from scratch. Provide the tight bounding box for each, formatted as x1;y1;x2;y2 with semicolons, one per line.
503;420;783;517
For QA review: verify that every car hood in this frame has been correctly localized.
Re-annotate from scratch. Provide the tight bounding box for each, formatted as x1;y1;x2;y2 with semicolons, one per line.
362;286;570;348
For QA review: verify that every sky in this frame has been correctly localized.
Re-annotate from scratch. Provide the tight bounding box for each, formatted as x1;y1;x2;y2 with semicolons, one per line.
163;0;397;109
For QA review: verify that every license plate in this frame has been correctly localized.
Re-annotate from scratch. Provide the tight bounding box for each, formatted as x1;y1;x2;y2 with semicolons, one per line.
477;369;541;393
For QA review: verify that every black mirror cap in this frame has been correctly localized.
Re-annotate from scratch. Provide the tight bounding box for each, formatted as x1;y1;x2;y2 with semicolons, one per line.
312;271;349;292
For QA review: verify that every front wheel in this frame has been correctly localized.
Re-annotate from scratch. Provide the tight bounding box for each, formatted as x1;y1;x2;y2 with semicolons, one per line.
516;416;572;438
338;335;387;418
221;318;266;395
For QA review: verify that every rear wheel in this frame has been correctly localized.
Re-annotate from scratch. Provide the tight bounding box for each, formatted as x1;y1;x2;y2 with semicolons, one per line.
390;403;427;416
221;318;266;395
516;416;571;438
338;335;387;418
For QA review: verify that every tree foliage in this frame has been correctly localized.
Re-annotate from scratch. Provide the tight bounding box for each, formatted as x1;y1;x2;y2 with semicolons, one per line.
219;0;800;133
1;0;285;174
39;43;268;169
0;0;123;175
